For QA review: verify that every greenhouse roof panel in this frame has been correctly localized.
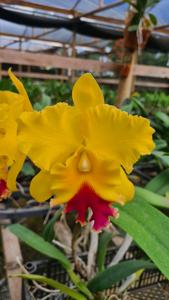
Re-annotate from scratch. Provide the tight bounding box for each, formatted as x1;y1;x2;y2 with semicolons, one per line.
0;0;169;53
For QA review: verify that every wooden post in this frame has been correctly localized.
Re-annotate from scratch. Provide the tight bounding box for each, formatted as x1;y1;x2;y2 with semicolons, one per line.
1;214;23;300
71;31;77;82
115;5;138;107
115;50;137;107
0;63;2;80
61;45;67;80
115;1;152;107
18;37;22;74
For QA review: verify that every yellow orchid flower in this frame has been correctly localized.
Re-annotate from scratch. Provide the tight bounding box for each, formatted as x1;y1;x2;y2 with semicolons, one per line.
0;69;32;200
18;74;155;230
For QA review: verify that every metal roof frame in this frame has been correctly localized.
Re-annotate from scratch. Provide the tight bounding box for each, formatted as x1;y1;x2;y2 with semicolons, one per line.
0;0;169;53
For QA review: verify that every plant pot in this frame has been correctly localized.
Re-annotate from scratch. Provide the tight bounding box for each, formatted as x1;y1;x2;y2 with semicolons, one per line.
22;247;168;300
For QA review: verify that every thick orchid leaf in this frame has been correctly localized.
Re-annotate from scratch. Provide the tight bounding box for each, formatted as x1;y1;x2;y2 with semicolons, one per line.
154;139;167;150
153;151;169;167
96;231;113;272
43;208;62;242
149;13;157;25
14;274;87;300
8;224;92;299
135;187;169;208
88;260;154;292
111;196;169;279
155;111;169;127
146;168;169;195
8;224;70;269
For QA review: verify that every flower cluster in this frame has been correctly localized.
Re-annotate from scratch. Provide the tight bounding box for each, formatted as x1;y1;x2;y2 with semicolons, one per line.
1;72;154;230
0;70;32;200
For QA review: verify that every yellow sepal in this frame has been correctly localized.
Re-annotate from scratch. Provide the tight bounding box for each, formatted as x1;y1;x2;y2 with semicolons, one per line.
72;73;104;110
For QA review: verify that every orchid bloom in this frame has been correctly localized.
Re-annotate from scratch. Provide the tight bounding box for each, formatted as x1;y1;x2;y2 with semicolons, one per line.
0;70;32;200
18;74;154;230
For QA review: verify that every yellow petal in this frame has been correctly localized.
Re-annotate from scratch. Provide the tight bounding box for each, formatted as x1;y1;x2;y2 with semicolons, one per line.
0;156;8;180
86;151;121;202
0;91;24;119
50;148;122;206
8;68;32;111
50;153;83;206
85;105;155;173
0;95;24;163
18;103;83;171
72;73;104;110
0;117;17;161
30;170;53;202
7;151;25;191
114;168;135;204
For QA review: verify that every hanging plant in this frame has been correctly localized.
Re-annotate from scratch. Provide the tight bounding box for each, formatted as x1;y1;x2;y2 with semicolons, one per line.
124;0;159;51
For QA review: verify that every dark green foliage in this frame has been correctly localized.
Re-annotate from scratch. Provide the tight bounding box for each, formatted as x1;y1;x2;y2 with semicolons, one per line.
44;80;72;104
124;0;159;30
96;231;113;272
42;208;62;242
111;196;169;280
8;224;71;269
88;260;154;292
146;168;169;195
138;51;169;66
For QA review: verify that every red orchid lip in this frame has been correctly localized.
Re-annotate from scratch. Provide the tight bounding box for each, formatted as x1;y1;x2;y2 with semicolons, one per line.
0;179;10;200
65;183;118;231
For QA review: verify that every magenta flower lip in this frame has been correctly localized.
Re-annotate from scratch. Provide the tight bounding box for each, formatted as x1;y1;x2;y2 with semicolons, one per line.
65;183;118;231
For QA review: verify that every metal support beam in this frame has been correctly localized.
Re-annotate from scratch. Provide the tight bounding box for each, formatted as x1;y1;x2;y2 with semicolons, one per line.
0;32;103;52
0;0;124;25
79;0;124;18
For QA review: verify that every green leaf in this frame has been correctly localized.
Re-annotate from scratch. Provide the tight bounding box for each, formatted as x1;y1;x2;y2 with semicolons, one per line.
22;161;35;176
8;224;70;269
111;197;169;279
153;151;169;167
67;269;93;299
88;260;154;292
146;168;169;195
123;0;132;3
43;208;62;242
14;274;87;300
149;13;157;26
135;187;169;208
128;25;138;32
146;0;160;9
8;224;93;299
33;94;52;111
96;231;113;272
155;139;167;150
155;111;169;127
159;156;169;166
